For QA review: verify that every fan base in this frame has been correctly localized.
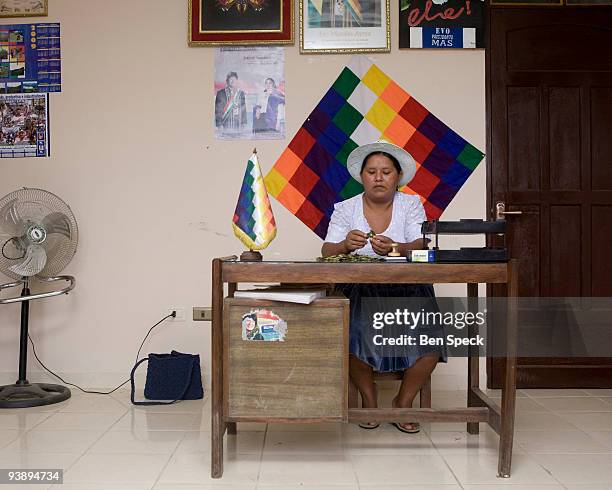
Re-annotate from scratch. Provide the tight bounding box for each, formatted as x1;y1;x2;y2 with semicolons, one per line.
0;382;71;409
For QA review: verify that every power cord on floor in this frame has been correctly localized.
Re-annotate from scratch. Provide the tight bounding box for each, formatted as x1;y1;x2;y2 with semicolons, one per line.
27;310;177;395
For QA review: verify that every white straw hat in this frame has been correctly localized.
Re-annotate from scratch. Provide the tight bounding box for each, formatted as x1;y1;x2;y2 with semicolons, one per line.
347;140;417;187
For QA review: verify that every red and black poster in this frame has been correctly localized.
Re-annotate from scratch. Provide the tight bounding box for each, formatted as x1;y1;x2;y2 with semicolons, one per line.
399;0;485;49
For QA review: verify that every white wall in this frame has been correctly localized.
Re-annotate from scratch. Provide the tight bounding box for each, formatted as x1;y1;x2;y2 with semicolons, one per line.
0;0;485;391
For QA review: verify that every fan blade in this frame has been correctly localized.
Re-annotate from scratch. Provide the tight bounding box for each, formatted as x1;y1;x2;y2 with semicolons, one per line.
8;244;47;277
42;212;71;238
0;198;25;235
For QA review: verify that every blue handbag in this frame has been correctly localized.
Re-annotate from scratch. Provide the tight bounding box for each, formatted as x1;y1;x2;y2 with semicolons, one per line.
130;350;204;405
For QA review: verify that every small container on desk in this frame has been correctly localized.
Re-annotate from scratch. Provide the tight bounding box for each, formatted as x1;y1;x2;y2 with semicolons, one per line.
223;297;349;422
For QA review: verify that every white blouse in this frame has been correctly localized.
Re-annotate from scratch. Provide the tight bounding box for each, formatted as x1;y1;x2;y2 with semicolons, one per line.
324;192;426;257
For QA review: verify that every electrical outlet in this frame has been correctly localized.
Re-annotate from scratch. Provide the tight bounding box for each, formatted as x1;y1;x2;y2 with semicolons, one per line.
168;308;185;322
193;307;212;321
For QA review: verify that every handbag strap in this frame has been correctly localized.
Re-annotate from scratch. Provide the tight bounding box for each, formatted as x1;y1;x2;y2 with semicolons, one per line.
130;356;195;406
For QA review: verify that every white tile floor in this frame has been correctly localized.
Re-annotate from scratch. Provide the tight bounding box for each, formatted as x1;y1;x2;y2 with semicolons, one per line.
1;388;612;489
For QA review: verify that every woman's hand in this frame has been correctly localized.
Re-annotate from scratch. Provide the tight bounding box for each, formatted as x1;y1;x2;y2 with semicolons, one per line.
321;230;366;257
344;230;368;252
370;235;394;256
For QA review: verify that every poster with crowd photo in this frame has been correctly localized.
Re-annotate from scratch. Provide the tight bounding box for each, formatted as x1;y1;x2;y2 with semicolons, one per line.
0;22;61;93
0;93;49;158
213;47;285;141
399;0;485;49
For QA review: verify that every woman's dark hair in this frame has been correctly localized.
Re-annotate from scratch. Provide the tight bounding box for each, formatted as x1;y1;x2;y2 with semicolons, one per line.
360;151;402;175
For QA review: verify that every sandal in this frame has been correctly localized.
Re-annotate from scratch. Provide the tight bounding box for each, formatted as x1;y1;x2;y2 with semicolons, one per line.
391;421;420;433
391;397;420;434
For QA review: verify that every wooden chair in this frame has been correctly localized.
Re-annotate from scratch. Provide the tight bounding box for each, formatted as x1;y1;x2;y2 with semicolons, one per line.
348;371;431;408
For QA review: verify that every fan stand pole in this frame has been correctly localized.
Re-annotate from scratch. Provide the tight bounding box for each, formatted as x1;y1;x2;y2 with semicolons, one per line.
16;281;31;386
0;279;71;409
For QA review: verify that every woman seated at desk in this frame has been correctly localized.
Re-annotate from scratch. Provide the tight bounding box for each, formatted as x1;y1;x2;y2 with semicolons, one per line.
321;141;446;433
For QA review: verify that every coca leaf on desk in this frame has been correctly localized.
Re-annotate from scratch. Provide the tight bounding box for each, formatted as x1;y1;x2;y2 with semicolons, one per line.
316;254;384;263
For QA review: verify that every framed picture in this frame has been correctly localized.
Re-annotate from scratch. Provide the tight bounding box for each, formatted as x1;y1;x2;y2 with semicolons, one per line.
300;0;390;54
0;0;47;17
189;0;294;46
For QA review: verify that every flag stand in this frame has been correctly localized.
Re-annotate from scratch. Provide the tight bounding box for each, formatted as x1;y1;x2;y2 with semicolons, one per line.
240;250;262;262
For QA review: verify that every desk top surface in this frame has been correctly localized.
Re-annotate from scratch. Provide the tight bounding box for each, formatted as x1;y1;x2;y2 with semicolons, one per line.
217;259;513;284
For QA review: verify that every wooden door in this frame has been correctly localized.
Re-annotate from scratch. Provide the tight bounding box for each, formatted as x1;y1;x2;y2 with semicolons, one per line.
488;7;612;388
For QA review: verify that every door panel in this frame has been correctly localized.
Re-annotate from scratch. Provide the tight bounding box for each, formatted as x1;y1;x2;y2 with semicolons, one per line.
591;87;612;191
508;87;541;191
592;205;612;296
506;25;612;72
505;205;541;297
549;87;581;191
549;205;581;296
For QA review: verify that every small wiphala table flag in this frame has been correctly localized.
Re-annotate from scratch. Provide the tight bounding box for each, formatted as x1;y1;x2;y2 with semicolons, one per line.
264;55;484;238
232;150;277;257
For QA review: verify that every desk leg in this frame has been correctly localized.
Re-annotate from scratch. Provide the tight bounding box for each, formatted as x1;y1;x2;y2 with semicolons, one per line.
498;260;518;478
211;259;225;478
467;283;480;434
226;282;237;436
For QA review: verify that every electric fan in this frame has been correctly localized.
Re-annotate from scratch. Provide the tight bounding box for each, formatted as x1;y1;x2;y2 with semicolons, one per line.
0;188;78;408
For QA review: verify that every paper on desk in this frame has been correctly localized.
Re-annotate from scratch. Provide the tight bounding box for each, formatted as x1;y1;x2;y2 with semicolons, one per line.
234;289;326;304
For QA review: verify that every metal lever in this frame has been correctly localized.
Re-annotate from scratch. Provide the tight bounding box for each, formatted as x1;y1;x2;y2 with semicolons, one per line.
0;275;75;304
495;202;523;220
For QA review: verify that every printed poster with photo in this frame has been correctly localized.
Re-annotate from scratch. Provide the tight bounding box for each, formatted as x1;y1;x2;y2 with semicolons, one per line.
213;47;285;141
399;0;485;49
0;93;49;158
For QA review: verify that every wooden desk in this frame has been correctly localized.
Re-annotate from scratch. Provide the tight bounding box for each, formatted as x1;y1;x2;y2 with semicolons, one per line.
211;257;518;479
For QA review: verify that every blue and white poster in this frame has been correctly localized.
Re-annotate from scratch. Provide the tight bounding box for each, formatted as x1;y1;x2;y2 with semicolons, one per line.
399;0;485;49
0;23;61;93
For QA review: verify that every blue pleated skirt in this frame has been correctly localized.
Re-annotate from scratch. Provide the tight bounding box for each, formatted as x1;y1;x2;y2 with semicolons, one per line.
335;283;447;373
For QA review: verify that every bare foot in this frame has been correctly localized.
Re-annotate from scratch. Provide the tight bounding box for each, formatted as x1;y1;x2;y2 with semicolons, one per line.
358;383;379;429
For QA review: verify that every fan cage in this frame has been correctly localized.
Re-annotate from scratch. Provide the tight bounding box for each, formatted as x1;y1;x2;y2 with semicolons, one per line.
0;188;78;280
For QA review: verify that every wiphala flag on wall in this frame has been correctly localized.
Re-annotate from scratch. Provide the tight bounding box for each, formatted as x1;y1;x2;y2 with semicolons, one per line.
264;56;484;238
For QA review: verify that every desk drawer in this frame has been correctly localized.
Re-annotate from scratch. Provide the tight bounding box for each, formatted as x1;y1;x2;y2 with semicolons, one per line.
224;297;348;422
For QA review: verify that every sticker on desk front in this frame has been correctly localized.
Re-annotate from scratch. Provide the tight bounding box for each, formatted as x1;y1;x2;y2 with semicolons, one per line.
241;309;287;342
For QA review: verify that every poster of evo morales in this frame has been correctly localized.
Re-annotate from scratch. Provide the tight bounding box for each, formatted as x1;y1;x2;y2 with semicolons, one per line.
213;47;285;140
399;0;484;49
